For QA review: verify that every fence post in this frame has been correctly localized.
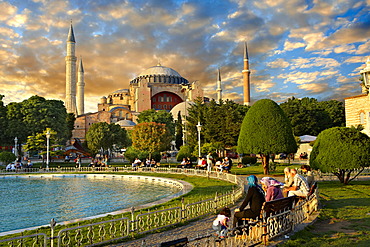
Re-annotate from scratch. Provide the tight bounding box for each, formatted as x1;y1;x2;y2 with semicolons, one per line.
130;207;135;237
50;218;56;247
181;197;186;223
214;192;218;214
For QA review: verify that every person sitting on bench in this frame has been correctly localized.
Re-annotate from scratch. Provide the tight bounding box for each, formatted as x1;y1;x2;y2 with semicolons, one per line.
285;168;309;197
260;177;284;202
233;175;265;228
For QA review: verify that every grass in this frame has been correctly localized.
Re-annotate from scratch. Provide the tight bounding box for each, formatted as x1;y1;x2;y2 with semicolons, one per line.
0;172;235;245
279;180;370;247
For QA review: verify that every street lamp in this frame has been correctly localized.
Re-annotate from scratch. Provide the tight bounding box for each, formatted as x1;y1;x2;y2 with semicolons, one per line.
46;130;51;169
14;137;18;161
196;122;202;158
361;57;370;88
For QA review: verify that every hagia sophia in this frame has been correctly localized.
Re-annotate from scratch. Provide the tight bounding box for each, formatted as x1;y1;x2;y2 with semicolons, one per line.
64;24;251;141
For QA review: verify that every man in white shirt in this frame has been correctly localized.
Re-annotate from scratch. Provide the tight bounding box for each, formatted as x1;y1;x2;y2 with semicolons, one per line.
287;168;309;197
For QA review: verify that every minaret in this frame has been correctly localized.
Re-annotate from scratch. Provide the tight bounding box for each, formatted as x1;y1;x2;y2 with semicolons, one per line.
77;57;85;115
216;67;222;103
65;22;77;115
242;42;251;106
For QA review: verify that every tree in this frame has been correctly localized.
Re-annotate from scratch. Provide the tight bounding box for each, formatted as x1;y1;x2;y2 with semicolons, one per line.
23;128;63;158
131;122;171;159
280;97;345;136
176;145;194;162
310;127;370;184
0;95;7;145
318;100;345;128
237;99;297;175
85;122;129;156
137;109;175;136
0;151;16;165
4;95;71;145
186;99;249;151
175;111;183;150
66;113;76;141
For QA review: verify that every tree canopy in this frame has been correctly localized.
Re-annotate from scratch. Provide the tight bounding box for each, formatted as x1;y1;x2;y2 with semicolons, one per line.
0;95;7;145
131;122;171;159
310;127;370;184
280;97;345;136
137;109;175;137
238;99;297;174
175;111;183;150
85;122;129;156
0;151;16;166
2;95;71;145
186;99;249;152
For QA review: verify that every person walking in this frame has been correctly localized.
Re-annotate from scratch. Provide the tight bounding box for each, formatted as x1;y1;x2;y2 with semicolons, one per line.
206;152;213;172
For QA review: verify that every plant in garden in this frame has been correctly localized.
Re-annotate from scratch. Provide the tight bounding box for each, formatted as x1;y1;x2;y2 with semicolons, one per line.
0;151;16;165
237;99;297;175
4;95;70;145
86;122;129;156
241;156;257;165
176;145;194;161
24;128;64;158
175;111;183;150
137;109;175;136
310;127;370;184
131;122;171;159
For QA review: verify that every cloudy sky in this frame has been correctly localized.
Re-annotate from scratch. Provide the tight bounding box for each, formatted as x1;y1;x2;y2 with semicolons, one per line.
1;0;369;113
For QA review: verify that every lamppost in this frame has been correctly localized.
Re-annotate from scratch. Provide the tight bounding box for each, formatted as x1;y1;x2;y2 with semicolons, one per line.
46;130;51;169
196;122;202;158
14;137;18;161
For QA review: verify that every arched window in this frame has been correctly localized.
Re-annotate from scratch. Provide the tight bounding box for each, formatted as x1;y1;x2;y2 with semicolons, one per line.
360;112;365;124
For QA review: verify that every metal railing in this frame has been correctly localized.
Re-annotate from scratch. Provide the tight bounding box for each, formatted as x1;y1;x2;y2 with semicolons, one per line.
183;188;319;247
0;168;244;247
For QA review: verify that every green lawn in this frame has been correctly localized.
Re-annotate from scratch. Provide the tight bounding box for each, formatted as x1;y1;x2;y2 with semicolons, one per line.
280;180;370;247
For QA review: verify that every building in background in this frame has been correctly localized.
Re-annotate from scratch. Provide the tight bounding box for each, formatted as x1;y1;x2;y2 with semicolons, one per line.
345;58;370;136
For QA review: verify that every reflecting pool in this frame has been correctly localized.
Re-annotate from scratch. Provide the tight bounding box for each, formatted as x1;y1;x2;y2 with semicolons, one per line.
0;175;181;233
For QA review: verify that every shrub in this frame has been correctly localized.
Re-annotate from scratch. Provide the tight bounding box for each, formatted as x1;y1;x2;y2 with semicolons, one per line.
176;145;194;162
242;156;257;165
0;151;16;166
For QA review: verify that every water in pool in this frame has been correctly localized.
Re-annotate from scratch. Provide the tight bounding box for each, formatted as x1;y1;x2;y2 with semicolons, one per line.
0;175;180;233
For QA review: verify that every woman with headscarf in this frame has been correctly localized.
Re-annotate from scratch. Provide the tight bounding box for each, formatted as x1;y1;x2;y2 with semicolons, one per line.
233;175;266;228
260;177;284;202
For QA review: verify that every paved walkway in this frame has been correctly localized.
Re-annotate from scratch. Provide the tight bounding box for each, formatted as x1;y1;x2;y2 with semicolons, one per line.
108;175;309;247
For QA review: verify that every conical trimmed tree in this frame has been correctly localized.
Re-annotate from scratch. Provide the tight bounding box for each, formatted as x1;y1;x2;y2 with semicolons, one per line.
237;99;297;174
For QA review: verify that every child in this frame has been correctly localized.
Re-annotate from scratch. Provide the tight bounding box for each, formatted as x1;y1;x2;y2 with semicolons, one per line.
212;207;231;238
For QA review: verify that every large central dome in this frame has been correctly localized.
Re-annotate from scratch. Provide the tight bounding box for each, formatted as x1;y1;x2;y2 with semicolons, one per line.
130;64;189;85
139;65;182;77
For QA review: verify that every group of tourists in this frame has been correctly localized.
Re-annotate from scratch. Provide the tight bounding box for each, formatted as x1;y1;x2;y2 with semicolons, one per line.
194;153;232;173
213;164;315;238
5;159;33;170
88;155;110;167
131;158;158;168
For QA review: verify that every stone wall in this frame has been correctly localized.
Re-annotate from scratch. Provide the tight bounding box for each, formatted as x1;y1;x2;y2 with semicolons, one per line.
345;94;370;135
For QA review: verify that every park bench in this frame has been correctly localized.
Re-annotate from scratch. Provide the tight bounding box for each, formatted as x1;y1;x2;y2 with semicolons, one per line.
235;195;298;242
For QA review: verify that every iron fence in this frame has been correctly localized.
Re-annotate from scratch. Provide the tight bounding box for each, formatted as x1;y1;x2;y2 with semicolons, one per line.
0;168;244;247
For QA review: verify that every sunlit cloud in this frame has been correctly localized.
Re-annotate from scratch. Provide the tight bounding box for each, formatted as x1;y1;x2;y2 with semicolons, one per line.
0;0;368;112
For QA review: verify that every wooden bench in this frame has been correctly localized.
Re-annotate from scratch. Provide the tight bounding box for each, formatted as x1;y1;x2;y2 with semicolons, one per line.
261;195;297;218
